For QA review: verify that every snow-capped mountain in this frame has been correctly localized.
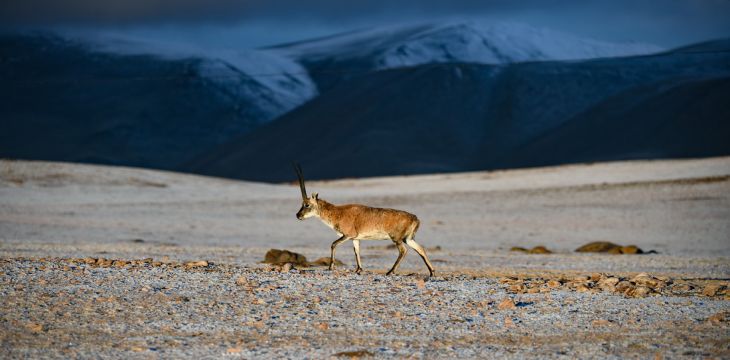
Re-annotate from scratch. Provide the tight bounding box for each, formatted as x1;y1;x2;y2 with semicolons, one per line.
61;30;318;121
0;32;315;169
274;21;663;70
187;38;730;182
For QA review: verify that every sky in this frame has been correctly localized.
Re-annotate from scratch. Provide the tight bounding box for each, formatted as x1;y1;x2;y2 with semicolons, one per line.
2;0;730;49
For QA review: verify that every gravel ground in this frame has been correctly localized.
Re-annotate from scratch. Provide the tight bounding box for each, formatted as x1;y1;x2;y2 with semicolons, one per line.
1;158;729;358
2;258;728;359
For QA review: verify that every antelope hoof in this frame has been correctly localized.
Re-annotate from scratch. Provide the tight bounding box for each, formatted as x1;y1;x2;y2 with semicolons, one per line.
355;267;362;274
328;265;334;271
385;270;394;276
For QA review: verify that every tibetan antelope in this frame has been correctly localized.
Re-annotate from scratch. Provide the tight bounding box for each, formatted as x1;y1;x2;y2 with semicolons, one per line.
293;164;435;276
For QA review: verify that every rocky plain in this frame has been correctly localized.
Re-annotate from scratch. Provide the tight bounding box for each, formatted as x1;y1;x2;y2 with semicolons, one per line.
1;158;729;358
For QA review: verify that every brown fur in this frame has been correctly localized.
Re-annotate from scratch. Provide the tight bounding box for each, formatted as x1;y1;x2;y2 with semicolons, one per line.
297;193;435;276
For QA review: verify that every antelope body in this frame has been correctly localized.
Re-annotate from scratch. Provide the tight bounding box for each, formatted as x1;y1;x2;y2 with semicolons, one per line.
294;164;435;276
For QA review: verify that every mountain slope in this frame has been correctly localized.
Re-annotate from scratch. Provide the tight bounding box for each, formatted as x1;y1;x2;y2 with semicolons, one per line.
273;21;663;90
0;33;316;169
187;41;730;182
498;76;730;167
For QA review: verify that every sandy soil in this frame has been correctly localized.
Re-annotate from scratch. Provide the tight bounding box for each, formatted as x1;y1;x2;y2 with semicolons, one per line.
1;158;729;358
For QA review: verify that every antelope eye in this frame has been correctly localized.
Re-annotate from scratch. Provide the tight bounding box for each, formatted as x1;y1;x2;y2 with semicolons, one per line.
304;204;311;208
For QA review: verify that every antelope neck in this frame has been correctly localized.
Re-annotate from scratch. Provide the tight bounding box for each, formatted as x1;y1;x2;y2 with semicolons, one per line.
316;199;338;226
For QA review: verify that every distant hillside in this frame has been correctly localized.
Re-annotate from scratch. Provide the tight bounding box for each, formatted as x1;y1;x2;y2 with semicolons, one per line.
187;41;730;182
2;27;727;183
0;33;315;169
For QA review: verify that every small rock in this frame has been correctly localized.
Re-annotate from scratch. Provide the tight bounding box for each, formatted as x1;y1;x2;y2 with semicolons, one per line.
308;257;344;267
615;281;633;293
510;246;552;254
620;245;643;254
702;284;726;297
626;286;652;298
528;246;552;254
575;241;622;253
184;260;208;269
26;323;45;333
509;283;526;293
707;311;727;324
546;280;562;288
599;277;620;287
281;263;293;272
333;350;374;358
592;319;612;327
263;249;308;266
671;283;693;292
497;298;517;310
504;317;515;327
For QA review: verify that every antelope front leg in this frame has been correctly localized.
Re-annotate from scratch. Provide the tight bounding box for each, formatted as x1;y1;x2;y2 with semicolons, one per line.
329;236;348;271
352;239;363;274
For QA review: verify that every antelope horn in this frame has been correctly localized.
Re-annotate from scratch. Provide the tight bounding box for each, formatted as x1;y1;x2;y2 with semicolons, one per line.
292;162;307;200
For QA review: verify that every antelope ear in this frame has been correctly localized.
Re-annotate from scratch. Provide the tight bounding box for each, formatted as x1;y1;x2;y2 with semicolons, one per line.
312;192;319;200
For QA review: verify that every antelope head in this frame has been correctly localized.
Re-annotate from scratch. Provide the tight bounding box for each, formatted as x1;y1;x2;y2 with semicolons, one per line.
294;163;319;220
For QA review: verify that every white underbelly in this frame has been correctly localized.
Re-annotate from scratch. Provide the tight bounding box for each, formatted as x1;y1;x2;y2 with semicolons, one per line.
353;230;391;241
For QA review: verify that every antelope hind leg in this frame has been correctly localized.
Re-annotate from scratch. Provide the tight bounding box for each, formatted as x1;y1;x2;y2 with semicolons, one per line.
386;242;408;276
352;239;363;274
405;238;436;277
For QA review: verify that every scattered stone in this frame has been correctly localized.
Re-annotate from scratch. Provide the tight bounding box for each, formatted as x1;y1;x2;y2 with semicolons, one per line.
509;283;526;293
599;277;620;287
702;284;726;297
528;246;552;254
575;242;648;254
592;319;612;327
546;280;562;288
620;245;642;254
504;317;515;327
307;257;344;267
263;249;308;266
510;246;552;254
498;298;517;310
26;323;45;333
615;281;633;293
707;311;727;324
631;273;667;289
576;241;622;253
626;286;652;298
281;263;293;272
184;260;209;269
333;350;374;358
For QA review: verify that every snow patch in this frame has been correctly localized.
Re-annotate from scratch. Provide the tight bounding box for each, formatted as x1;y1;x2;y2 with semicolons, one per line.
275;21;664;69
